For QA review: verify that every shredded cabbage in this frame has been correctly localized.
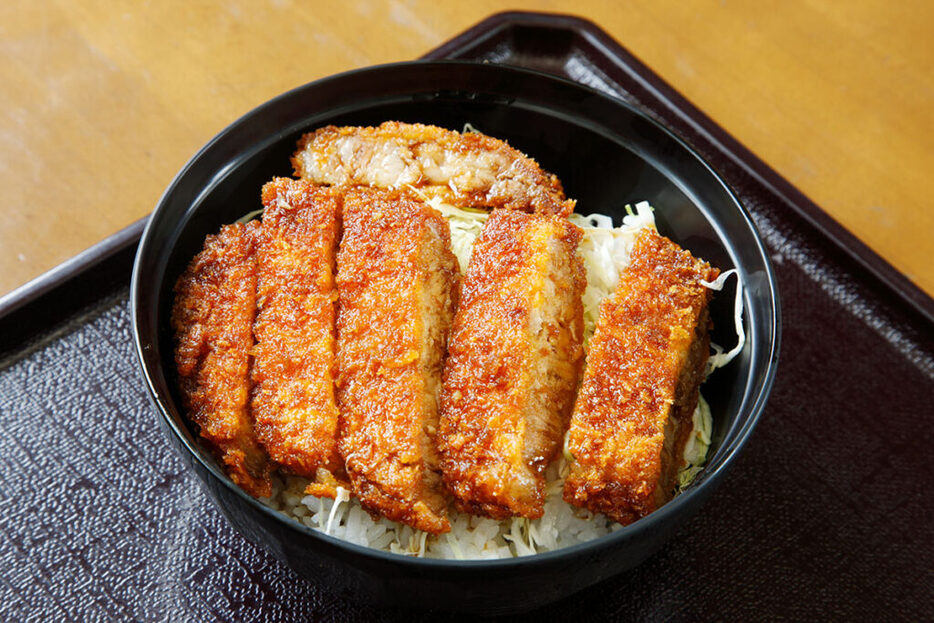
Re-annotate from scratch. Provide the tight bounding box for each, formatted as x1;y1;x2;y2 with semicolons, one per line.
427;200;488;272
701;269;746;376
235;208;264;224
568;201;657;347
678;394;713;490
325;486;351;535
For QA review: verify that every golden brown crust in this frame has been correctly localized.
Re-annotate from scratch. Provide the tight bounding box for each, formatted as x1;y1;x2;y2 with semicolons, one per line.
563;229;719;525
438;209;586;519
335;187;460;534
171;221;272;498
251;178;345;497
292;121;575;216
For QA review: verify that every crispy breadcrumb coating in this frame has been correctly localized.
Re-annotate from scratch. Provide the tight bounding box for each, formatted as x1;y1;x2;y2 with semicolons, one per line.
439;209;586;519
563;229;719;525
292;121;575;216
172;221;272;498
251;178;345;498
336;187;460;534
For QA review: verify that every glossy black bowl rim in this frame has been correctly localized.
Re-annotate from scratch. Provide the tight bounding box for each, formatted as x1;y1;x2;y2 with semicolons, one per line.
131;59;781;570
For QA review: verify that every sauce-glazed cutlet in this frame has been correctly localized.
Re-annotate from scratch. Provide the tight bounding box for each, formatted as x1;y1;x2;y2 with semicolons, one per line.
292;121;575;216
563;229;719;525
335;187;460;534
439;209;586;519
251;178;344;497
172;221;272;498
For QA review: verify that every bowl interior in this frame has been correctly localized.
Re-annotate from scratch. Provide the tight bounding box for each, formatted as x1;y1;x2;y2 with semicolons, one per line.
133;61;779;559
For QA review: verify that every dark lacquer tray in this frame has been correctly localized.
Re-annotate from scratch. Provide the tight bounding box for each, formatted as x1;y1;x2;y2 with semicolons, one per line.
0;12;931;621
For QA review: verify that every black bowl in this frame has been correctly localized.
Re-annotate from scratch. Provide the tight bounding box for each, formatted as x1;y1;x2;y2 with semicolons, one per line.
131;60;780;615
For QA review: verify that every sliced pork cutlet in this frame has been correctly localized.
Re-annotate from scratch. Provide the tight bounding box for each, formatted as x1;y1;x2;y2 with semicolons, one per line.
335;187;460;534
251;178;345;498
292;121;575;216
563;228;719;525
172;220;271;498
439;209;586;520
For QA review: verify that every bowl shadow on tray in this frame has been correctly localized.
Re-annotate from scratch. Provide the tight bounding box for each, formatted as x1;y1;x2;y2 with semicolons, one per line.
133;61;779;616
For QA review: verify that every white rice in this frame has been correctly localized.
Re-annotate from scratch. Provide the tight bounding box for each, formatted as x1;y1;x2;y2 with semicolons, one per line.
257;201;730;559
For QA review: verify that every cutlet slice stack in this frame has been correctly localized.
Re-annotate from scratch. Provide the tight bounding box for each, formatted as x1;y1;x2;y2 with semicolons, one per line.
251;178;345;498
563;229;719;525
292;121;575;216
335;188;461;534
172;121;724;538
438;209;586;520
171;220;272;498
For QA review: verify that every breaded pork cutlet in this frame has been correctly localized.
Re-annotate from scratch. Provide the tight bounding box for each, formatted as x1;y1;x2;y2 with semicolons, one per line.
250;178;345;497
292;121;575;217
172;221;272;498
563;229;719;525
438;209;586;520
335;187;460;534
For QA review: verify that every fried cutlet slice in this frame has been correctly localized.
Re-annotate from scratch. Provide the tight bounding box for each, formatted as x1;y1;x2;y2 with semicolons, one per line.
251;178;345;497
563;229;719;525
438;209;586;520
335;187;460;534
172;221;272;498
292;121;575;216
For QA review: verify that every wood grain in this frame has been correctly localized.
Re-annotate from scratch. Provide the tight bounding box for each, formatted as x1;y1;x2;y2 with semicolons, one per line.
1;1;932;297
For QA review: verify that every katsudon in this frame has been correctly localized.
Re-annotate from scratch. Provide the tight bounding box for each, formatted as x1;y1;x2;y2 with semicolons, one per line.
171;121;733;558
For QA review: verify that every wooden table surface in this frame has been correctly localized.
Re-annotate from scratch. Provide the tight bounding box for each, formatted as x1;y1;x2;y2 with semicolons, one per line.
2;1;932;299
